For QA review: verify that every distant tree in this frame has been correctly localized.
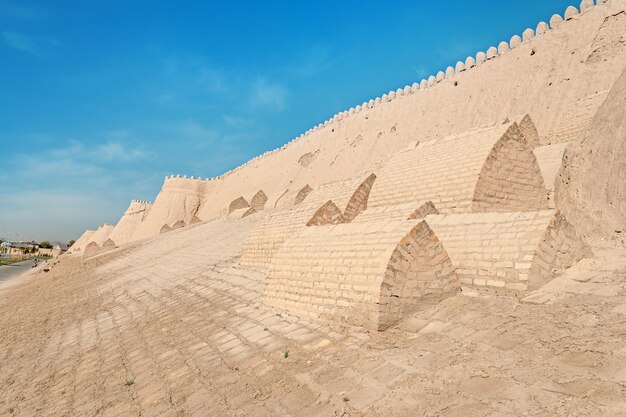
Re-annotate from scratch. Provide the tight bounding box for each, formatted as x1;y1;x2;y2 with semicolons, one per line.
39;241;53;249
68;240;76;247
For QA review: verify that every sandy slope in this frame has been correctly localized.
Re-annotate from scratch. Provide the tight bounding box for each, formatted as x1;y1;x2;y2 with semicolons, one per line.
3;3;625;417
1;214;625;416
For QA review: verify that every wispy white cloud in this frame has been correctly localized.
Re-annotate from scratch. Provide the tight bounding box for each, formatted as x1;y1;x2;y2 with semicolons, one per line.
250;78;290;113
176;119;218;141
198;68;226;93
0;1;46;19
11;140;149;183
3;31;39;55
97;142;149;162
0;189;123;242
223;115;253;128
2;31;60;57
153;55;231;106
284;46;335;78
0;139;156;241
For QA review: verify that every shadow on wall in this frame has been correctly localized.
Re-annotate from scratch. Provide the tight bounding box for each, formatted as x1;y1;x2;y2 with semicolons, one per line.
228;197;249;214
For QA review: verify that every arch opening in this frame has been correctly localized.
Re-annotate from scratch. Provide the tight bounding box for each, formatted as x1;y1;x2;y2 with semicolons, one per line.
82;242;101;259
250;190;268;211
294;185;312;205
529;212;593;290
408;201;439;220
171;220;185;230
343;173;377;222
514;114;540;148
306;201;345;226
228;197;249;214
377;221;459;330
102;239;116;250
472;124;548;212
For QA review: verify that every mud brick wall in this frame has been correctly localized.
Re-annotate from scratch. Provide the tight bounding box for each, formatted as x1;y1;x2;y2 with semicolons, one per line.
85;224;115;247
552;90;610;144
250;190;268;211
369;121;547;213
107;200;152;247
533;142;570;208
265;218;458;330
240;205;320;270
472;123;548;212
426;210;591;292
228;197;250;214
83;238;116;260
68;230;95;253
132;176;212;242
241;172;377;269
529;211;593;289
511;114;540;147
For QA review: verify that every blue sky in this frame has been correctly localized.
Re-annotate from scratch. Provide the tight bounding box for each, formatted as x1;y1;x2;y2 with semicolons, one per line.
0;0;576;242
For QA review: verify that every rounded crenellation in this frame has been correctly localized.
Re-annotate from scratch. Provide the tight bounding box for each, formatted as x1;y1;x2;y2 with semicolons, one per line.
498;41;509;54
174;2;594;184
580;0;594;11
550;13;564;28
565;5;580;19
522;28;535;41
510;35;522;48
536;21;549;34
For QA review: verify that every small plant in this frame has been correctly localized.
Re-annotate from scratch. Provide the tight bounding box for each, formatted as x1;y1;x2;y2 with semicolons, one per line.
234;367;239;371
125;380;134;386
283;349;289;359
343;396;349;402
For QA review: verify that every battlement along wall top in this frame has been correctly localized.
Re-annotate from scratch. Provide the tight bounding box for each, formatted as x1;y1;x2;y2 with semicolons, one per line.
68;229;96;253
107;199;154;247
184;2;626;222
130;175;216;242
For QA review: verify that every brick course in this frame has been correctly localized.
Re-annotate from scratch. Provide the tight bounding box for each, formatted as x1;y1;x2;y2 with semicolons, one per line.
426;210;591;292
265;218;459;330
241;172;377;270
368;121;548;213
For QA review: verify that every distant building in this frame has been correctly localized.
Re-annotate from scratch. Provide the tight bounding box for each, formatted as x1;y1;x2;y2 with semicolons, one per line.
1;242;36;257
37;243;68;258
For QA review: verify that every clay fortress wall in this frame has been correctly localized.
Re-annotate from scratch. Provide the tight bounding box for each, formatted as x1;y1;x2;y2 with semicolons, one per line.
70;1;626;330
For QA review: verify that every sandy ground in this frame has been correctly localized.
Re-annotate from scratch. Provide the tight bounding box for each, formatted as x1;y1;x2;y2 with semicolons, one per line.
1;216;625;417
